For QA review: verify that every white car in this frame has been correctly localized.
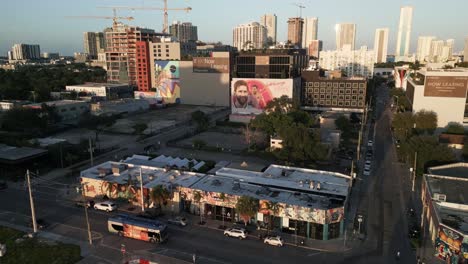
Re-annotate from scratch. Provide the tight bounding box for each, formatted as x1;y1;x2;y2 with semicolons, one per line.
224;228;247;239
364;160;372;170
94;201;117;212
367;140;373;147
167;217;187;227
264;236;284;247
363;168;371;176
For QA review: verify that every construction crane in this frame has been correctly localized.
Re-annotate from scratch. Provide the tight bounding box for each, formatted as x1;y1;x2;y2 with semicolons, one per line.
292;3;306;18
66;8;134;27
98;1;192;34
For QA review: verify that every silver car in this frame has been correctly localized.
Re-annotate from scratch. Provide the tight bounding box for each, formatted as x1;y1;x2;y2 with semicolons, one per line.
167;216;187;227
264;236;283;247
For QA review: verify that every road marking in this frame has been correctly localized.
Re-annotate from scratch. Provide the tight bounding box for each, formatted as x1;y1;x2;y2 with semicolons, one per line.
307;252;322;257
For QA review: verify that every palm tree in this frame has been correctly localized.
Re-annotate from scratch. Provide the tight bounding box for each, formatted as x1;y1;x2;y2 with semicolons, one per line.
236;196;259;226
150;185;170;214
193;191;203;224
219;193;226;228
266;201;283;234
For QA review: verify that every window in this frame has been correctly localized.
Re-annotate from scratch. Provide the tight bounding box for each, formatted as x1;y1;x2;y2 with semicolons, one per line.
314;82;320;88
320;88;325;94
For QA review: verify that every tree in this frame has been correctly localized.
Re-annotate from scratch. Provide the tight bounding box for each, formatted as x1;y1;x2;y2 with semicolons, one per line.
235;196;259;226
79;114;118;143
392;112;415;140
414;110;437;135
335;115;352;144
266;201;282;234
191;110;210;132
1;108;48;135
219;193;227;228
150;185;170;213
445;122;465;135
132;123;148;135
192;139;207;150
193;191;204;224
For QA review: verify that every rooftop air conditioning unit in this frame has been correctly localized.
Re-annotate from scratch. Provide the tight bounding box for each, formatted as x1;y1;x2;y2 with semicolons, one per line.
433;193;446;202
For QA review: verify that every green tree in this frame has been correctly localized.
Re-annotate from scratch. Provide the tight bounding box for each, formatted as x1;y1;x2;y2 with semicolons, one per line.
392;112;415;140
235;195;259;226
1;108;48;135
132;123;148;135
445;122;465;135
414;110;437;135
335;115;352;144
193;191;204;224
150;185;171;213
266;201;282;234
191;110;210;132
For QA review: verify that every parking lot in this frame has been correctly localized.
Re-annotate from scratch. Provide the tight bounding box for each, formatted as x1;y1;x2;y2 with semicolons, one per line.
177;131;248;152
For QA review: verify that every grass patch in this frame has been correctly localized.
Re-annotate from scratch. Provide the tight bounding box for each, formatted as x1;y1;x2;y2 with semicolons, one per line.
0;226;81;264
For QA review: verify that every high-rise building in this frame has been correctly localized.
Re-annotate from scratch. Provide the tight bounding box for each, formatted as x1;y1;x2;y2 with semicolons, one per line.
430;40;445;61
302;17;318;51
335;23;356;50
319;46;375;78
105;23;158;85
374;28;389;63
260;14;277;45
233;22;267;50
10;44;40;60
84;32;105;59
464;37;468;62
395;6;413;59
416;36;436;62
308;40;323;59
169;21;198;42
287;17;304;47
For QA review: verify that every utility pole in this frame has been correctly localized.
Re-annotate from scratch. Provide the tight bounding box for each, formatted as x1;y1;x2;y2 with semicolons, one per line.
412;151;417;192
88;137;94;166
26;170;37;233
81;183;93;245
139;168;145;212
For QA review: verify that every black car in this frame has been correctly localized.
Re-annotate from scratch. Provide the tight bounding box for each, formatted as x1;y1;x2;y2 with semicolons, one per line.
30;219;48;229
137;211;161;220
75;200;95;208
0;181;7;190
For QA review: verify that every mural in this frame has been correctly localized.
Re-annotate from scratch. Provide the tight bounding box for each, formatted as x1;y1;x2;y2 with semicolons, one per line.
326;208;345;224
179;188;238;209
435;225;466;263
154;61;180;104
83;178;145;206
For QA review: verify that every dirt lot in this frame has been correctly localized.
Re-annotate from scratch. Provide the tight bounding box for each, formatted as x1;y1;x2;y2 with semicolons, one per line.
178;131;248;151
52;128;136;149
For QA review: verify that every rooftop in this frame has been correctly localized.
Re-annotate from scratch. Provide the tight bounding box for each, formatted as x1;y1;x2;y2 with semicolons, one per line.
26;100;88;108
428;163;468;179
66;83;129;88
426;176;468;205
0;144;48;163
438;206;468;235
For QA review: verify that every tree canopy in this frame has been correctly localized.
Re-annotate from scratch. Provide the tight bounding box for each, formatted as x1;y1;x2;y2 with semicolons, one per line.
236;195;259;225
191;110;210;132
150;185;171;209
444;122;465;135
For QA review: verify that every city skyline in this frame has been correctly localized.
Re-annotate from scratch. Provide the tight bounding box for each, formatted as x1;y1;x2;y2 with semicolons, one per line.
1;0;467;55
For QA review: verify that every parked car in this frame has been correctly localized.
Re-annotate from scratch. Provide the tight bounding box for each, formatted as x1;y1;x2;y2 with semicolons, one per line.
75;200;94;208
29;219;48;229
224;227;247;239
0;181;7;190
264;236;284;247
363;168;371;176
167;216;187;227
94;201;117;212
367;140;374;147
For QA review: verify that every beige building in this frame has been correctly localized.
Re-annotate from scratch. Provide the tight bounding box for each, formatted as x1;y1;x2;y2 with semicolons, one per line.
319;46;375;78
24;100;89;124
233;22;267;50
395;6;413;60
374;28;389;63
302;17;318;50
464;37;468;62
287;17;304;48
335;23;356;50
149;38;181;61
260;14;277;44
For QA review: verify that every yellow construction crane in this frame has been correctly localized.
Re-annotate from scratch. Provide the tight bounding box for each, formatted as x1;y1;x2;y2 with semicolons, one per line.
66;8;134;27
98;1;192;34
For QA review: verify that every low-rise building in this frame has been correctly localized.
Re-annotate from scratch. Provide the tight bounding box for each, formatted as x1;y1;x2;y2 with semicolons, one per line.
24;100;89;124
80;155;351;241
91;99;149;116
65;83;133;101
421;163;468;262
0;100;30;111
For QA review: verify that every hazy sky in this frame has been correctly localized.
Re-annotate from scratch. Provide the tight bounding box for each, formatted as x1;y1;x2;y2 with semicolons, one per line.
1;0;467;56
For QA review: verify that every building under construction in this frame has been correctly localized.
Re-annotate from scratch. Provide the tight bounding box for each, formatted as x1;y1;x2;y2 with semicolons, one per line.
105;23;162;86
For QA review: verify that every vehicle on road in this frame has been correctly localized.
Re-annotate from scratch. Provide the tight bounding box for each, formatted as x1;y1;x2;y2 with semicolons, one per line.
108;214;168;243
367;140;374;147
29;219;48;229
363;168;371;176
167;216;187;227
75;200;94;208
94;201;117;212
364;160;372;169
264;236;283;247
224;227;247;239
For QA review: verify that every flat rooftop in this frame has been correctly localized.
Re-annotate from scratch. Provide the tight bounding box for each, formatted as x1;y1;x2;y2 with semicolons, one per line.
26;100;88;108
0;144;48;163
428;163;468;179
426;176;468;205
438;206;468;235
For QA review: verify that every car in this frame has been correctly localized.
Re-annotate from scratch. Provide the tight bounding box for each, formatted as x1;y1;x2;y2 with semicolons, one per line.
94;201;117;212
363;168;371;176
29;219;48;229
0;181;7;190
264;236;284;247
367;140;373;147
365;153;373;159
167;216;187;227
224;227;247;239
75;200;94;208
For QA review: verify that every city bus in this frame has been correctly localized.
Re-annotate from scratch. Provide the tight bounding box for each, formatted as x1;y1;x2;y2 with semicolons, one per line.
108;214;168;243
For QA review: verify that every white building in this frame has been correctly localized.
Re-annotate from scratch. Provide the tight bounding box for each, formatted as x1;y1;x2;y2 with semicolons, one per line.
319;45;375;78
417;36;436;62
335;23;356;50
65;83;134;100
406;69;468;128
395;6;413;61
260;14;277;44
10;44;40;60
149;37;181;61
302;17;318;52
374;28;389;63
233;22;267;50
464;37;468;62
24;100;90;124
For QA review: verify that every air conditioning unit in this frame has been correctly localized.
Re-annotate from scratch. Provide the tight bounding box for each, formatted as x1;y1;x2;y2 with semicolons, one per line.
433;193;447;202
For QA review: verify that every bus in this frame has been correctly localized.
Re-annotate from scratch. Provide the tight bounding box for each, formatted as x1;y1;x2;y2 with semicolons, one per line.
108;214;168;243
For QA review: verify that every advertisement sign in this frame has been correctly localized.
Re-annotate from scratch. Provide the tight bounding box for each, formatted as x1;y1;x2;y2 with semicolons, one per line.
424;76;468;98
193;57;230;73
155;61;181;104
231;78;294;115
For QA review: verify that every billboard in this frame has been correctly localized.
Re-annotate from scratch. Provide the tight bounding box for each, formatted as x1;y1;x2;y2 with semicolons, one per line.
424;76;468;98
193;57;230;73
231;78;294;115
155;61;181;104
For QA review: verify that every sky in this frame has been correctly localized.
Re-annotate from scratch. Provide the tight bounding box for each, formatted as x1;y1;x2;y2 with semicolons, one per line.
1;0;467;56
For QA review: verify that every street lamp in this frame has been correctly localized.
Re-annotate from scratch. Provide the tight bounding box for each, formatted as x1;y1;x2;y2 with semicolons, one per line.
357;215;363;236
26;170;38;233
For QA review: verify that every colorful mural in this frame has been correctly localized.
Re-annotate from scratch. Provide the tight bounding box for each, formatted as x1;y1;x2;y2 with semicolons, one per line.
435;225;466;263
155;61;180;104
